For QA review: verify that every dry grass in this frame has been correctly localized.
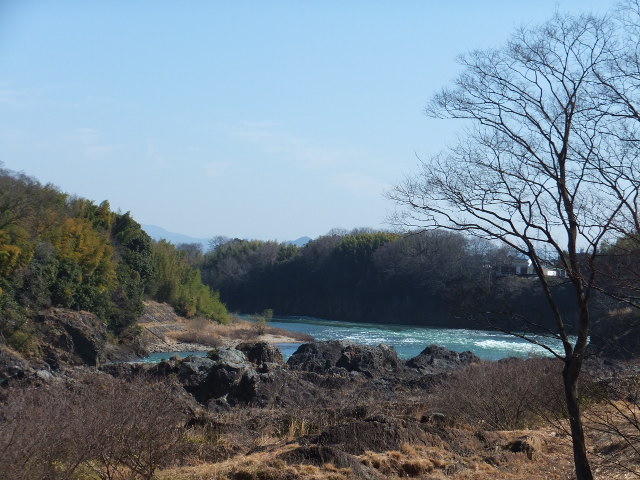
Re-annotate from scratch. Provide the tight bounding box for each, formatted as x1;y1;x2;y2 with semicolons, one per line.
158;445;354;480
360;444;444;477
159;424;579;480
140;302;313;352
585;400;640;479
431;357;565;430
166;315;314;347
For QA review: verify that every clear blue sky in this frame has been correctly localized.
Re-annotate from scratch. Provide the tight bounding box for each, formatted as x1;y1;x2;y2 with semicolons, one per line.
0;0;618;241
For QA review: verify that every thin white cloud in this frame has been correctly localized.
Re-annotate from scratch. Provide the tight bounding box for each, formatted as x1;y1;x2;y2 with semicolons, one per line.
332;172;390;198
227;122;360;169
73;128;123;160
0;86;31;108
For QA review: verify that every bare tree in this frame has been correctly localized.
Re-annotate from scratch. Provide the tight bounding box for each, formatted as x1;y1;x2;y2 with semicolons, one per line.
389;13;640;480
590;0;640;309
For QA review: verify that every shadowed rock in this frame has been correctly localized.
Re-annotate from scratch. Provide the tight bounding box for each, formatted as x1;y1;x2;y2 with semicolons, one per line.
279;445;379;479
309;414;438;455
406;344;479;374
287;341;403;376
236;341;284;365
37;308;108;367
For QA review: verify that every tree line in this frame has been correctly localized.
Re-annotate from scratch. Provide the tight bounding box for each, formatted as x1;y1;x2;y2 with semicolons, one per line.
194;229;593;332
0;167;227;354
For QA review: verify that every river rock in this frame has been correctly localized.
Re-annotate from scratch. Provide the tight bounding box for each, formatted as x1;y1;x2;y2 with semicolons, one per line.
336;343;403;376
287;340;349;373
288;341;403;376
172;347;289;406
206;347;248;367
178;357;218;387
236;341;284;365
406;344;479;374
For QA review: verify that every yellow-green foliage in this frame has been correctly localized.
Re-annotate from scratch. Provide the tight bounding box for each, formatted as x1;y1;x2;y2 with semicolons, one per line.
50;217;116;286
0;166;227;351
147;240;228;323
0;241;24;277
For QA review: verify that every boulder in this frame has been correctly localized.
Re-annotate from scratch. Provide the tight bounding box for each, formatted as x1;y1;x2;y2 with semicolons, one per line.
287;341;403;376
278;446;378;479
177;351;247;403
310;414;436;455
336;343;403;376
171;348;288;406
506;435;541;460
178;357;218;389
207;347;249;367
287;340;350;373
406;344;479;374
236;341;284;365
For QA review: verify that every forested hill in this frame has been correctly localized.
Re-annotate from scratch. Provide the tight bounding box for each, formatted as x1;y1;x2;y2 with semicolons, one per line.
0;168;227;355
198;230;579;332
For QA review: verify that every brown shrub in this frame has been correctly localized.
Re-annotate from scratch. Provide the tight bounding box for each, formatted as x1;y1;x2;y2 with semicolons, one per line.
586;373;640;477
174;330;223;347
0;374;187;480
430;357;565;430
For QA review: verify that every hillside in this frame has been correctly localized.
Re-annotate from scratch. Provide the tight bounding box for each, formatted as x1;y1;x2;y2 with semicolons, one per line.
0;167;227;359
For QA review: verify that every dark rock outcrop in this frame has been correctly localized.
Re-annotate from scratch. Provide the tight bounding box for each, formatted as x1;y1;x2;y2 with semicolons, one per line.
406;344;479;374
236;341;284;365
287;341;403;377
160;346;290;407
279;446;378;479
178;349;249;403
0;346;41;386
37;308;109;367
309;414;438;455
286;340;348;373
98;342;483;410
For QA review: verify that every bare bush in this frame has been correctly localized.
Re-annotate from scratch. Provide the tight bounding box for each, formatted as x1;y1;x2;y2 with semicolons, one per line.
431;358;565;430
0;374;187;480
173;330;223;347
0;382;91;480
585;373;640;477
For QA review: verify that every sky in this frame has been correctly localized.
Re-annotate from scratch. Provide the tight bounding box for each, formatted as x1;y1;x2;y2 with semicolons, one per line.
0;0;620;241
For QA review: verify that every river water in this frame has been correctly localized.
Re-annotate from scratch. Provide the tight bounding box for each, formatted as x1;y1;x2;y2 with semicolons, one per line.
139;316;565;363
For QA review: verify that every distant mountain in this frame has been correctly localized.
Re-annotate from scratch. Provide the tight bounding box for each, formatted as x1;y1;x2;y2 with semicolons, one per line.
287;236;312;247
142;224;210;250
142;225;311;250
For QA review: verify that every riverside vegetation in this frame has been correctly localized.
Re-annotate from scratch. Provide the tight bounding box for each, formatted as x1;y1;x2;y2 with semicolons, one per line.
0;166;228;359
0;166;639;479
198;231;640;359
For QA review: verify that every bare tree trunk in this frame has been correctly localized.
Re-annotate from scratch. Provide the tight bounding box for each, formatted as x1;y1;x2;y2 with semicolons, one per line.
563;357;593;480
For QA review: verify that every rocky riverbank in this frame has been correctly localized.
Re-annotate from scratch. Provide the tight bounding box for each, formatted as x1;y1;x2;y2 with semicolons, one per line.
101;340;480;409
2;302;638;480
5;337;637;480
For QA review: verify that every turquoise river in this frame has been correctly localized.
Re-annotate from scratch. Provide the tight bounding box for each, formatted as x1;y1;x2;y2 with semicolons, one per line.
139;316;566;363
